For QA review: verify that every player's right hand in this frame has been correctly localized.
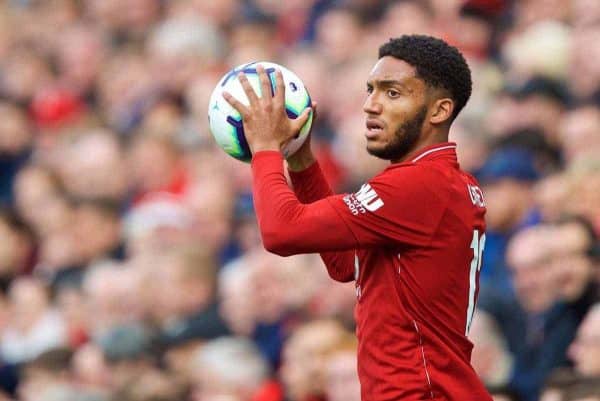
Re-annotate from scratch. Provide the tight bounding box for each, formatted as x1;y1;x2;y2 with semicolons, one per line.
223;66;312;155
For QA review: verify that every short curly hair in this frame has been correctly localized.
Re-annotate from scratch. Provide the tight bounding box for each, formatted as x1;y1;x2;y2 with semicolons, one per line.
379;35;472;121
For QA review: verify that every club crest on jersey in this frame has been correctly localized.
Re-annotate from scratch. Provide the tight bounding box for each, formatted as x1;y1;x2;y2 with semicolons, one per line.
468;184;486;207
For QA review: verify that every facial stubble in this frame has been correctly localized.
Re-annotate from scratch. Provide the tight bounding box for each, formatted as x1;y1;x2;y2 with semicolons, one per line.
366;106;428;161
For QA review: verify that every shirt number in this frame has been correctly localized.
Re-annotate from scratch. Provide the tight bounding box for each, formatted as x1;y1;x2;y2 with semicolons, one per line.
466;229;485;335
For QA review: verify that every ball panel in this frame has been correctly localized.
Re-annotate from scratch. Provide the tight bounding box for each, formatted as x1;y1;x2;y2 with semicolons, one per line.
282;109;313;158
219;61;257;88
209;107;242;157
226;115;252;162
284;91;311;118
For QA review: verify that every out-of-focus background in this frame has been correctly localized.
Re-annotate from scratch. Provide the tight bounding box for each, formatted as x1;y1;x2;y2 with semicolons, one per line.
0;0;599;400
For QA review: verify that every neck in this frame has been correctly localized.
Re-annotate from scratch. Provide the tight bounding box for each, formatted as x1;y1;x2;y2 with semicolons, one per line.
391;130;449;164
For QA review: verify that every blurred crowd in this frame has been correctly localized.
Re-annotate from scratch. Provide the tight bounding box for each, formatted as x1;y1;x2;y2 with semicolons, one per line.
0;0;599;401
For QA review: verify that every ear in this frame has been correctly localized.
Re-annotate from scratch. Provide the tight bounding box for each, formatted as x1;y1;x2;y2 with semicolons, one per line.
429;98;454;125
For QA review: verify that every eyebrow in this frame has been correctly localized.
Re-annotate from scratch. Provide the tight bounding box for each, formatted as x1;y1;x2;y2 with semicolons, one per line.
366;79;410;90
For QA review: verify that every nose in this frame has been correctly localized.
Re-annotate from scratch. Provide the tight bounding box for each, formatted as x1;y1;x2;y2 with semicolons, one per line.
363;92;382;115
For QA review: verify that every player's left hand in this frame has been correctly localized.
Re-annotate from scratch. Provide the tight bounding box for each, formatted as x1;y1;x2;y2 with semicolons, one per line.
223;65;312;155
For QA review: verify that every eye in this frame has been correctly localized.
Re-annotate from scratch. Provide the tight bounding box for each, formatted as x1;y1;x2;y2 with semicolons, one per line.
387;89;400;98
366;85;373;94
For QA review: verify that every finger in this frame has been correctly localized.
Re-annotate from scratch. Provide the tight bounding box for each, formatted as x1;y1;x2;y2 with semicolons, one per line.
256;65;273;100
307;101;317;137
237;72;259;105
223;92;250;117
274;69;286;107
291;106;313;133
311;101;318;122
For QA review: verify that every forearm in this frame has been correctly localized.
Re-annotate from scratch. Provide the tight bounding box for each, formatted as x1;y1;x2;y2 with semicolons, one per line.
251;151;358;261
287;157;355;281
286;147;317;173
288;157;333;202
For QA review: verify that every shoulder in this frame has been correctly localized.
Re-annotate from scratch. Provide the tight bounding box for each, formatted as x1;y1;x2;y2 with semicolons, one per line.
371;162;452;196
349;163;450;216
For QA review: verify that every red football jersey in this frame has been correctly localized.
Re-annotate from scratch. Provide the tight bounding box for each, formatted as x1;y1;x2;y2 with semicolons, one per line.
252;142;491;401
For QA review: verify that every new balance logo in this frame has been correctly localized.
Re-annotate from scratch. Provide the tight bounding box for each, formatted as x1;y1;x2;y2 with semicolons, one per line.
355;184;384;212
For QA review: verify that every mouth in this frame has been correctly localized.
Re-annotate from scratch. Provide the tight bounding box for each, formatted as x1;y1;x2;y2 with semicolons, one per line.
365;119;385;139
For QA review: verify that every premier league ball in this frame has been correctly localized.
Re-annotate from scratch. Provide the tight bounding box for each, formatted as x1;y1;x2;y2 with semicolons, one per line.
208;61;313;162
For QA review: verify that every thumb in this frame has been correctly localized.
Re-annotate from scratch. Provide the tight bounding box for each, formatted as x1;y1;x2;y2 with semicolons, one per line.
291;106;313;134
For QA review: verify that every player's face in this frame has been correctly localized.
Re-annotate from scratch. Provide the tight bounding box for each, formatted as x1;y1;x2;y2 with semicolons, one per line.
363;57;428;162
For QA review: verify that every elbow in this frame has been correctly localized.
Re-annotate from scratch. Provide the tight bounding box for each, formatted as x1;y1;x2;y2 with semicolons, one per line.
262;230;295;257
327;270;355;283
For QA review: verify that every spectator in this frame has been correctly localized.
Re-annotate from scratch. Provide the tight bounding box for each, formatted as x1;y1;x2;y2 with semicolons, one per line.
0;210;36;289
219;259;256;337
563;378;600;401
0;48;54;103
122;196;195;256
189;336;281;401
534;174;571;223
148;16;224;94
127;135;189;202
17;347;86;401
71;200;123;263
154;246;230;345
323;332;360;401
0;103;33;206
559;105;600;165
56;130;128;203
564;158;600;232
70;344;111;399
280;319;347;401
82;261;145;337
0;278;66;364
478;146;541;292
479;224;594;401
568;303;600;377
314;6;365;67
539;368;580;401
12;165;63;237
55;24;107;99
569;25;600;102
469;310;514;388
549;217;598;308
112;368;188;401
94;322;157;394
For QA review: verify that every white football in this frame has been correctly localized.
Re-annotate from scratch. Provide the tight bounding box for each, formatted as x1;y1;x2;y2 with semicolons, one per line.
208;61;313;162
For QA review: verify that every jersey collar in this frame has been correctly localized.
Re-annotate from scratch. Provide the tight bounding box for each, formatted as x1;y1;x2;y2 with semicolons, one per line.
408;142;458;163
